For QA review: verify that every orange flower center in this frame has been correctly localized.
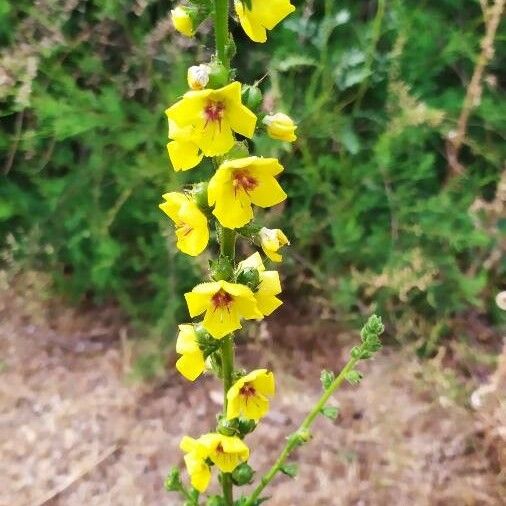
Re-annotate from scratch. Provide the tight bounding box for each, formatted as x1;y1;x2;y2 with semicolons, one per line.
239;382;256;397
212;289;233;309
204;100;225;126
232;170;258;195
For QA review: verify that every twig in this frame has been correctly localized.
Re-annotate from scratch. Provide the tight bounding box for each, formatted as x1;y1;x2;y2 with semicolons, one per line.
32;444;120;506
3;111;24;175
446;0;505;177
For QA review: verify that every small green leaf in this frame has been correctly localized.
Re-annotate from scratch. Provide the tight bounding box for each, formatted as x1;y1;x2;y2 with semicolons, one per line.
320;369;335;390
280;463;298;478
320;406;339;420
345;370;363;385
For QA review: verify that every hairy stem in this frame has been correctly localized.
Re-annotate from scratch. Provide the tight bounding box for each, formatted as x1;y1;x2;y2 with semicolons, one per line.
246;356;359;505
218;224;236;505
220;333;235;505
219;227;236;505
213;0;233;501
214;0;230;67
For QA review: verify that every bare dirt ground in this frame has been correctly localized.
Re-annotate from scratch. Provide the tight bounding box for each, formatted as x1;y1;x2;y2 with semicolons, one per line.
1;272;505;506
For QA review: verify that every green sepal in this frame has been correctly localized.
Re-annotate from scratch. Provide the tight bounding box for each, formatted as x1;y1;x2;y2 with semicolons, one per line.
320;405;339;420
279;462;298;478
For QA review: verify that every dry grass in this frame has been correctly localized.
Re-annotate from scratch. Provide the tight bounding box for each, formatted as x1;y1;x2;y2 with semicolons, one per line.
0;272;504;505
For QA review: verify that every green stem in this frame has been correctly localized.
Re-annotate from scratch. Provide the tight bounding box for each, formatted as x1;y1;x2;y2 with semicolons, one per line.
218;224;236;506
214;0;230;67
221;334;235;505
246;356;359;505
220;227;236;261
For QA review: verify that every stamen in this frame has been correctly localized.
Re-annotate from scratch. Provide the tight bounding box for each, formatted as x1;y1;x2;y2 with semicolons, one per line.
204;100;225;130
212;289;233;310
232;170;258;196
239;383;256;398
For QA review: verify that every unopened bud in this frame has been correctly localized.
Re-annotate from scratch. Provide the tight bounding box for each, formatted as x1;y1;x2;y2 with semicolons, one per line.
191;182;209;210
207;60;229;88
232;463;254;486
242;85;263;110
259;227;290;263
236;266;260;291
187;64;211;90
263;112;297;142
171;6;195;37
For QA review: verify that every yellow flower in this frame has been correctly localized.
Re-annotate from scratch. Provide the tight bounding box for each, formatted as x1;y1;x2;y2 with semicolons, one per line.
166;120;203;171
207;156;287;229
187;64;211;90
165;82;257;157
175;324;205;381
198;433;250;473
238;252;282;316
226;369;275;421
263;112;297;142
234;0;295;43
185;280;262;338
171;6;194;37
259;227;290;262
180;436;212;492
159;192;209;256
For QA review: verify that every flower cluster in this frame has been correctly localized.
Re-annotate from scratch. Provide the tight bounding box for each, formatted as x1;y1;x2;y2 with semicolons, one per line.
162;0;296;501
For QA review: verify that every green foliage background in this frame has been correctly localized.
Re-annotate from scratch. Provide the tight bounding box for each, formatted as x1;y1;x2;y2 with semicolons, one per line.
1;0;504;347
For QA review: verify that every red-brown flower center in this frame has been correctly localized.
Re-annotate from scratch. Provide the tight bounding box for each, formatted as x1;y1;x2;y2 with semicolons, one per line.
204;100;225;125
216;443;224;453
212;289;233;309
232;170;258;195
239;382;256;398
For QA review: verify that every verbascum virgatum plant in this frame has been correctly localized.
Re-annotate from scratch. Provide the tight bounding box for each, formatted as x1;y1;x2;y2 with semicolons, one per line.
161;1;384;504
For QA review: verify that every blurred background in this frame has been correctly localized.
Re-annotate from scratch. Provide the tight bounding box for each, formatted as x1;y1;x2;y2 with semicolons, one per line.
0;0;505;505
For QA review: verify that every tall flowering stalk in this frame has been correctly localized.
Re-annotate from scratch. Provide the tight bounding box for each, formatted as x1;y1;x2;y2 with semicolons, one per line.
162;1;384;504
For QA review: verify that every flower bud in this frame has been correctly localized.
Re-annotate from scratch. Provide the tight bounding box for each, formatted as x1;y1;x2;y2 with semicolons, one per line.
187;64;211;90
242;85;263;110
164;467;182;491
496;291;506;310
262;112;297;142
259;227;290;263
237;417;257;436
207;60;229;88
216;415;238;436
232;462;255;486
236;266;260;291
191;182;209;210
171;6;195;37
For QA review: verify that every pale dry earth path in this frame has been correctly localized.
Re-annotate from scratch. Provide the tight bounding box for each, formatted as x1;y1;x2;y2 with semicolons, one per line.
0;279;504;506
